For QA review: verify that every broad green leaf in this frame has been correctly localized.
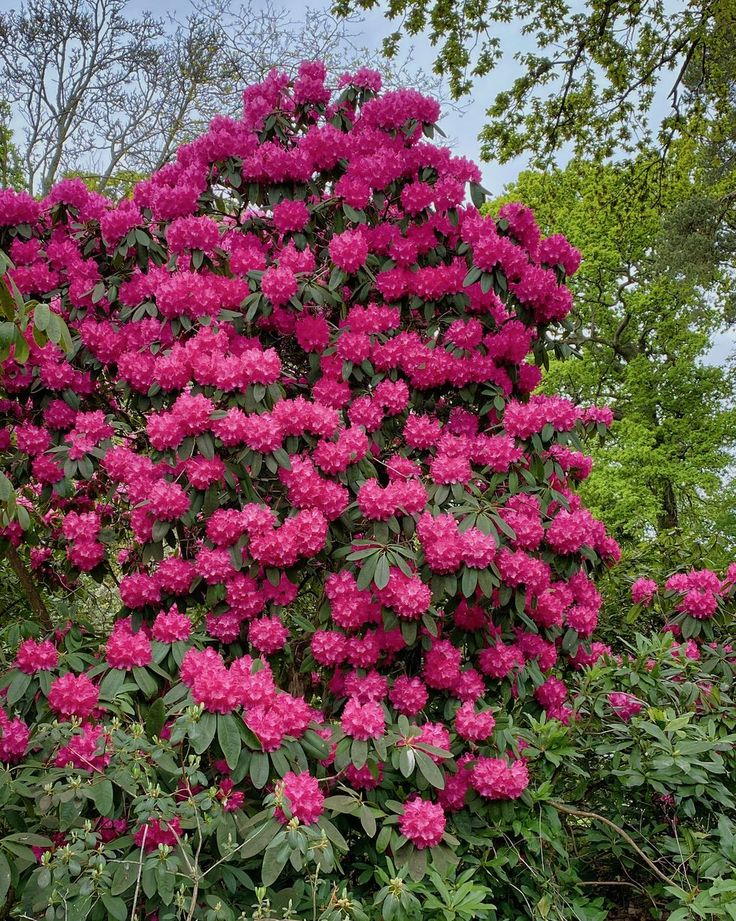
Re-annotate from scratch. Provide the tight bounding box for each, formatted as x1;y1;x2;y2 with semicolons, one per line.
218;713;243;770
261;835;290;886
250;751;269;789
89;778;114;817
414;750;445;789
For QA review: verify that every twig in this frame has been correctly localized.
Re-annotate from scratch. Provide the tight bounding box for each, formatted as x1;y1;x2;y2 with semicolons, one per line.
130;824;148;919
549;801;686;892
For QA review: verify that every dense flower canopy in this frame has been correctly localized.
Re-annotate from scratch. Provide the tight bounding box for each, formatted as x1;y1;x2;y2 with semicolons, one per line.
6;61;708;913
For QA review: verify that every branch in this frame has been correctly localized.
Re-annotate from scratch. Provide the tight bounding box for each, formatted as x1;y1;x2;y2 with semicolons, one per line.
549;801;686;892
4;544;52;631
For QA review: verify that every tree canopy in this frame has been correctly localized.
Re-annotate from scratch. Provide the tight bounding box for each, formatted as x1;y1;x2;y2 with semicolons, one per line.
333;0;735;165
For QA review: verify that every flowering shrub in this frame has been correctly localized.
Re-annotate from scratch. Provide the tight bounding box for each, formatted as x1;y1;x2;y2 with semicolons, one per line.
0;61;732;920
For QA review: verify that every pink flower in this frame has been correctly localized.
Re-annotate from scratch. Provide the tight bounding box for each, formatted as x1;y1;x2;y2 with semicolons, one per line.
329;230;368;274
14;638;58;674
261;264;297;307
277;771;324;825
423;640;462;690
248;616;289;655
399;798;446;849
389;677;428;716
345;762;383;790
217;778;245;812
311;631;348;666
134;818;182;852
0;708;30;763
106;622;152;670
273;200;309;234
295;314;330;352
152;605;192;643
148;480;190;521
471;757;529;800
608;692;643;722
454;701;495;742
48;673;99;719
55;724;110;772
341;698;385;740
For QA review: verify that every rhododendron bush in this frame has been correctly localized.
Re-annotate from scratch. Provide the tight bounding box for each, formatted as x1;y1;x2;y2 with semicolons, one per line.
0;62;733;921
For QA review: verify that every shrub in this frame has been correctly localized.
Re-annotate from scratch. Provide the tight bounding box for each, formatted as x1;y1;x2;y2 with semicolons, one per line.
0;61;732;920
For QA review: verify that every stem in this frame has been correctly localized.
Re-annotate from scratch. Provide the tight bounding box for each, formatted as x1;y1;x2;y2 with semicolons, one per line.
549;801;686;892
5;544;52;631
312;864;320;921
130;825;148;919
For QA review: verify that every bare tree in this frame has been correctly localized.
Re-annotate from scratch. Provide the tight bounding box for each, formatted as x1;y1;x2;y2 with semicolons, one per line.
0;0;163;194
0;0;448;197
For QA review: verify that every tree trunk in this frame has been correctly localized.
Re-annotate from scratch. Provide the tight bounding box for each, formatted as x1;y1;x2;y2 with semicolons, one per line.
657;480;679;531
4;544;52;631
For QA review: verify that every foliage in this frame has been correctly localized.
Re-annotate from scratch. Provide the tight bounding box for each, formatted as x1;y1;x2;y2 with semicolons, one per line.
0;61;634;919
551;629;736;921
333;0;735;166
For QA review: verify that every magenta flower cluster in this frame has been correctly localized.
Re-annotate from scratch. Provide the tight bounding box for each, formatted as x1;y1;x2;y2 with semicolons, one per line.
0;60;674;857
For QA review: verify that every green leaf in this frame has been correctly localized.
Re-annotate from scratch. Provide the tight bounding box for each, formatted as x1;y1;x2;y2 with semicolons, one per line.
461;566;478;597
0;851;10;907
5;670;31;707
145;697;166;739
133;667;157;699
414;750;445;789
250;751;270;789
351;738;368;769
239;818;279;859
319;817;348;851
4;833;53;847
151;519;170;542
15;504;30;530
407;845;428;880
270;747;290;777
374;553;390;590
99;668;125;701
272;448;291;469
356;552;379;590
191;711;217;754
102;894;128;921
0;472;13;502
469;183;485;210
323;795;360;815
156;865;176;905
34;302;50;331
262;835;290;887
359;804;377;837
376;824;392;854
90;779;114;817
218;713;243;770
399;747;415;778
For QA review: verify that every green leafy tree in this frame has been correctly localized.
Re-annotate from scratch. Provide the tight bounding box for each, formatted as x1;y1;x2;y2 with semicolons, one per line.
0;100;22;190
333;0;734;163
490;152;736;632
